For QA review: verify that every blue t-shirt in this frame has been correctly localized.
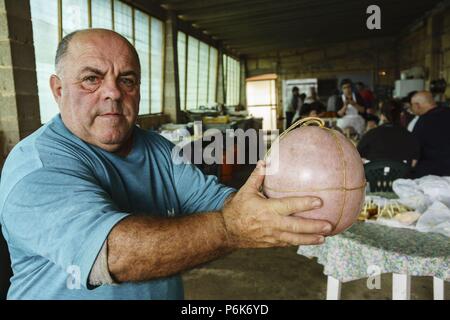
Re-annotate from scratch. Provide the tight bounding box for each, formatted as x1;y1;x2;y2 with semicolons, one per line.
0;114;235;300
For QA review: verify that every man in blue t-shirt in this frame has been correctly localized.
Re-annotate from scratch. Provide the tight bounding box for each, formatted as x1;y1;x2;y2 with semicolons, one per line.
0;29;332;299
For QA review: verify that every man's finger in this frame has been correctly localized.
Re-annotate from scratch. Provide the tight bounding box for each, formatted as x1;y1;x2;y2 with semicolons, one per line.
241;160;266;192
277;216;333;235
267;196;323;216
278;232;325;246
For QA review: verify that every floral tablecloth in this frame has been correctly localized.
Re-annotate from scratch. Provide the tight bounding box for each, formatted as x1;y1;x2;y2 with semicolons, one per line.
297;221;450;282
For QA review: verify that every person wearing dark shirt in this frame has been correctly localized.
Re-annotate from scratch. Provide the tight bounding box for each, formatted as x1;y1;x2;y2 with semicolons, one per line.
356;81;375;110
300;101;326;117
335;79;367;117
357;100;420;166
400;90;418;129
286;86;301;128
410;91;450;177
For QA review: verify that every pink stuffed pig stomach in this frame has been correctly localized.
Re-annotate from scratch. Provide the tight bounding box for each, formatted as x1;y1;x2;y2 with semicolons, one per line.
263;124;366;236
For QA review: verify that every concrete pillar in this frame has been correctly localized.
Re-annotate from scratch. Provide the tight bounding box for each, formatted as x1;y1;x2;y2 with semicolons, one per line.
0;0;41;167
239;59;246;107
216;48;225;105
425;13;444;87
163;12;181;123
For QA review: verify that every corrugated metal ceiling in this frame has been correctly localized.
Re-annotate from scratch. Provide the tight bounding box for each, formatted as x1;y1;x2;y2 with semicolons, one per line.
150;0;444;56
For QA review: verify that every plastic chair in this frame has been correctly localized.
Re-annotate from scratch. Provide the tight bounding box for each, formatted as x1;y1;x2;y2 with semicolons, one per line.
364;159;411;192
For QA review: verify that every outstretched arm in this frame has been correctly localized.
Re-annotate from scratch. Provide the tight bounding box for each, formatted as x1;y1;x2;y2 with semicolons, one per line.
106;161;332;283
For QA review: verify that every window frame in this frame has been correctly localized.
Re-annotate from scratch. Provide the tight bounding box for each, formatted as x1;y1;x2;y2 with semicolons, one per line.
177;31;220;110
223;54;241;106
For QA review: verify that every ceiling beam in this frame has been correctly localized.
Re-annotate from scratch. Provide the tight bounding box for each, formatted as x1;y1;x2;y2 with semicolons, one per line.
190;1;429;31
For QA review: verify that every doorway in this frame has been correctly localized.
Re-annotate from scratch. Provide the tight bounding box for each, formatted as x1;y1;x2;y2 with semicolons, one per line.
246;77;278;130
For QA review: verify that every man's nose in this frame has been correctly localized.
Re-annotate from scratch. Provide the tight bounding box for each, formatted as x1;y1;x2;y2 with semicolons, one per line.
102;77;122;101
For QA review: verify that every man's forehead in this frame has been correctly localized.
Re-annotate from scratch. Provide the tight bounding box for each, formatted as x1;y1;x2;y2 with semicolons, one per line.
67;32;139;68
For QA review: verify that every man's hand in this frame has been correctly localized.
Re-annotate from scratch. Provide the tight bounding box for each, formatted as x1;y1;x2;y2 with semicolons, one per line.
338;104;348;117
222;161;332;249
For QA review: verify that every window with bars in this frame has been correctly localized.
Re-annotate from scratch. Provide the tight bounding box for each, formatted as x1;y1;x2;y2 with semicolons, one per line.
30;0;165;123
223;54;241;106
177;32;218;110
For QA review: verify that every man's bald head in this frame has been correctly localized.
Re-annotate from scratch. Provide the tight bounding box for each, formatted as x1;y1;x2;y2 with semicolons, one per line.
55;28;140;75
49;28;142;154
410;91;437;116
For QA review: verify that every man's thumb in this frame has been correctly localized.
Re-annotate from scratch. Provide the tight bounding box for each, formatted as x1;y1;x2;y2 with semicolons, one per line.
242;160;266;191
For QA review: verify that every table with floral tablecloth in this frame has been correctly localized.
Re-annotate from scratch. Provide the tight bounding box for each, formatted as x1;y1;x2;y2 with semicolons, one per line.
298;221;450;283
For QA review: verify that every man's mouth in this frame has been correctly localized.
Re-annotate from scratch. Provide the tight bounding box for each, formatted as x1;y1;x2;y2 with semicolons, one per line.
101;113;123;117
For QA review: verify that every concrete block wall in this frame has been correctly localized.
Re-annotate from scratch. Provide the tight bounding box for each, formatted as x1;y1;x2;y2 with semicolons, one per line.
0;0;41;168
246;37;398;118
247;38;397;85
397;7;450;96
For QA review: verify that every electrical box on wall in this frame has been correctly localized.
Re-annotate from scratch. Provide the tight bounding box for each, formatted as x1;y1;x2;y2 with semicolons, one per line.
394;79;425;98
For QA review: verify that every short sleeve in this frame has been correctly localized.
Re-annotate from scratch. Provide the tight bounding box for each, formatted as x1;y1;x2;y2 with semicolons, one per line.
173;163;236;215
1;167;130;290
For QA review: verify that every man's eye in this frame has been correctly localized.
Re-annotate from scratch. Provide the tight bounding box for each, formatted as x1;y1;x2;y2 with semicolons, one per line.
120;78;136;87
83;76;99;84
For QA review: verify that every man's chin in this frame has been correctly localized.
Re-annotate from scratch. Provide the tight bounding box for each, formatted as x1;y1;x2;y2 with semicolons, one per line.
95;133;129;150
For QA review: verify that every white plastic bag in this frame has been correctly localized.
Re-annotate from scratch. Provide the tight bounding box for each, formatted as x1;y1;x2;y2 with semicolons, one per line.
416;201;450;237
392;179;431;213
416;176;450;207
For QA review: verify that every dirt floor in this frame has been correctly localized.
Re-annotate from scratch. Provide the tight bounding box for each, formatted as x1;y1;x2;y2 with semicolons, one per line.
182;164;449;300
182;246;449;300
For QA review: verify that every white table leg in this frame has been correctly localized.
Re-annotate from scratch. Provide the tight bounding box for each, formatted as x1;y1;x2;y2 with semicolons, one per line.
392;273;411;300
433;277;444;300
327;276;342;300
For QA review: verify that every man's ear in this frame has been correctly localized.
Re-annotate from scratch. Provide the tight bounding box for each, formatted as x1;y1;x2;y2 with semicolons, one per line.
50;75;62;104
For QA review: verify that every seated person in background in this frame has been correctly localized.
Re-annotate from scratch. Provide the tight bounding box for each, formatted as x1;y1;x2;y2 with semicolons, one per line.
357;100;420;167
300;101;326;118
410;91;450;177
355;81;375;111
303;87;326;116
336;79;366;117
304;86;318;104
364;116;378;132
401;90;419;131
335;79;366;136
364;106;380;132
327;89;340;112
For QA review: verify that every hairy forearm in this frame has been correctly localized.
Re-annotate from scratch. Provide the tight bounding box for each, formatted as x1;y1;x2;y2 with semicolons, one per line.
107;211;233;283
